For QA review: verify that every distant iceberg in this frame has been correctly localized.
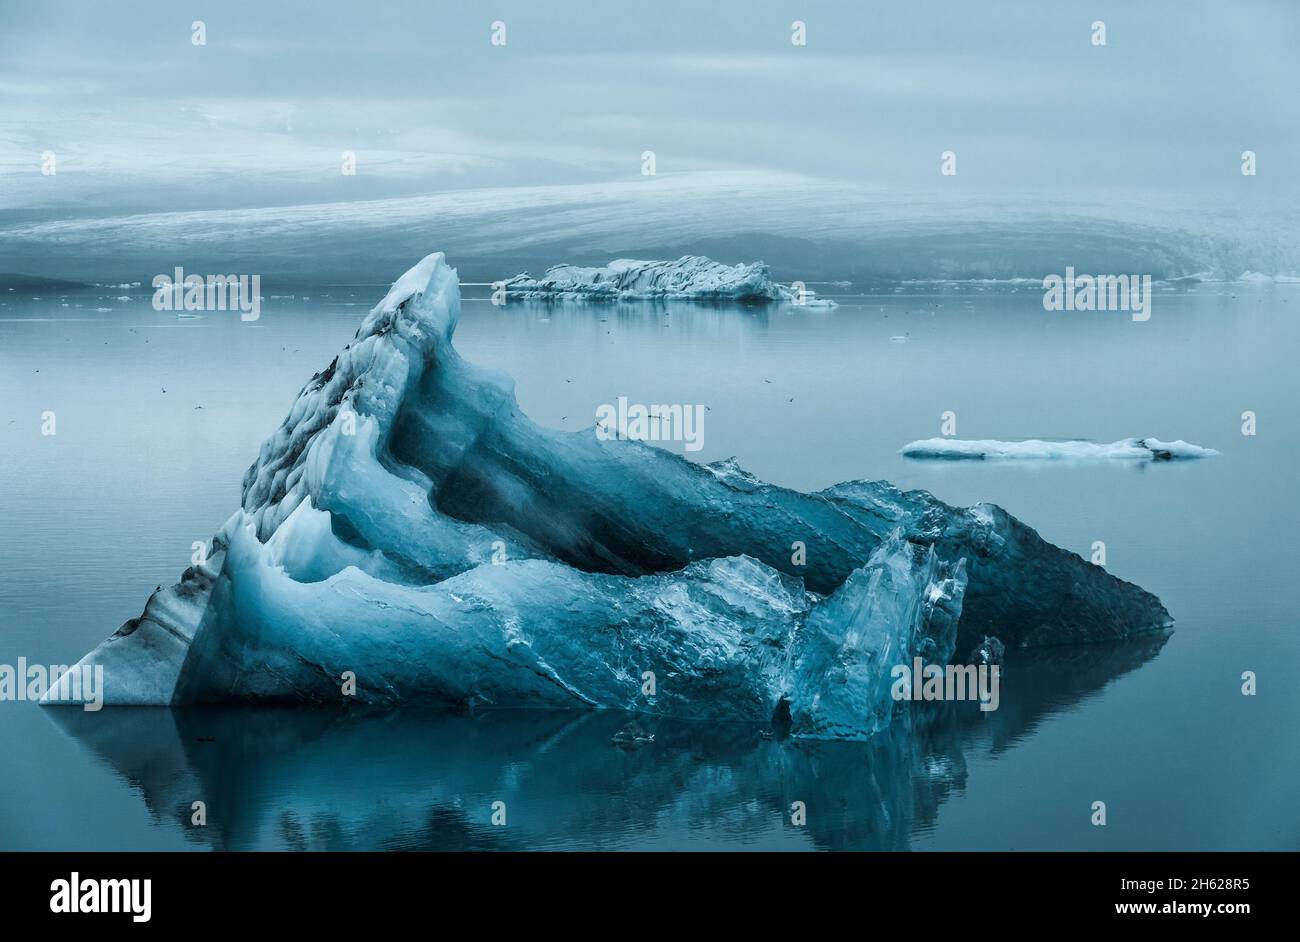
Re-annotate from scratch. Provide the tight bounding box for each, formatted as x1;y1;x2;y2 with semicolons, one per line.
45;253;1171;737
901;438;1219;461
501;255;831;304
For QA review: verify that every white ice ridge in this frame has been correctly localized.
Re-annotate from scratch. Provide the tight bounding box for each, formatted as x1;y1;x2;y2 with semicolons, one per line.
45;252;1173;736
900;437;1220;461
501;255;831;304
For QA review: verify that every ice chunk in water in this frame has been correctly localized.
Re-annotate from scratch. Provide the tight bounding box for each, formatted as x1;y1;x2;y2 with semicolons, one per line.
45;253;1172;739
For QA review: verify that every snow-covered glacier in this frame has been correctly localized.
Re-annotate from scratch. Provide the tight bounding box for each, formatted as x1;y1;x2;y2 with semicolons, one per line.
45;253;1172;738
501;256;809;303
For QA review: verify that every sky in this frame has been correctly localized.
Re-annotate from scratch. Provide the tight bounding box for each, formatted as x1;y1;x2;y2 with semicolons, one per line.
0;0;1297;280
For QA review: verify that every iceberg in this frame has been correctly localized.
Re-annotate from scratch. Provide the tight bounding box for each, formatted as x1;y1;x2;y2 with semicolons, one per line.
500;255;825;304
45;253;1172;737
900;437;1220;461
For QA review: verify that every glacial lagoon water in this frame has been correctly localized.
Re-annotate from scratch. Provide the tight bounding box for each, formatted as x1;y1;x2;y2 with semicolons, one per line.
1;279;1297;850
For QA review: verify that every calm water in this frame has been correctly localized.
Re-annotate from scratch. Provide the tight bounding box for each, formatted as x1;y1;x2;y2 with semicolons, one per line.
1;279;1297;850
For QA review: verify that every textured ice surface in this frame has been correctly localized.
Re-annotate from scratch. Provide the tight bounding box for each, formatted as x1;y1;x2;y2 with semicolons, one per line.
502;256;795;303
173;514;964;741
46;253;1173;737
901;437;1219;461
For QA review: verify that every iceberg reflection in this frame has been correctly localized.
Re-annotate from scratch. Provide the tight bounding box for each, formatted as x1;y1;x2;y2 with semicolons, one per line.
49;632;1168;851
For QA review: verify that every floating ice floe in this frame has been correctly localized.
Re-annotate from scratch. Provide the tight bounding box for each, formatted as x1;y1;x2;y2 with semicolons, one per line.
900;438;1219;461
45;253;1172;738
501;255;833;305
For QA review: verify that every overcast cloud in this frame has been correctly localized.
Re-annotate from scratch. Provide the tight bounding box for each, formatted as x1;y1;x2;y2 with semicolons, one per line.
2;0;1296;215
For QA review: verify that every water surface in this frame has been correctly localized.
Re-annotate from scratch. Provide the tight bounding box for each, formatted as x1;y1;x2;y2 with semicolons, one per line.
1;281;1296;850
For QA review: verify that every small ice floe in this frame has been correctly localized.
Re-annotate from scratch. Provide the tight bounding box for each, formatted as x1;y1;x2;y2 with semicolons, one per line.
900;437;1219;461
611;722;656;748
969;635;1005;666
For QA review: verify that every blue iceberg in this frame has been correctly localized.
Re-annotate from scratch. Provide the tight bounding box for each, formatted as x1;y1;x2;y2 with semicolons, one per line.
45;254;1171;739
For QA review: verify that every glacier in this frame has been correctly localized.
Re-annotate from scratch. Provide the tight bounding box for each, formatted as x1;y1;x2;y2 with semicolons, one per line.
6;173;1299;287
500;255;829;304
901;437;1220;461
44;253;1172;738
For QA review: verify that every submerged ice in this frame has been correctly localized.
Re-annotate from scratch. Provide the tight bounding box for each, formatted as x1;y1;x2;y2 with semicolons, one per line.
46;253;1172;739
